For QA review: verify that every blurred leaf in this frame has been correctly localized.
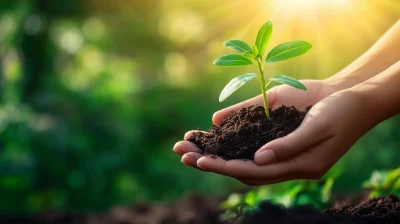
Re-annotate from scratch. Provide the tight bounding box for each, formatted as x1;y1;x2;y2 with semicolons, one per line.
321;178;334;203
363;170;388;189
394;178;400;189
224;40;252;53
221;193;242;210
213;54;253;67
281;184;303;207
219;73;256;102
266;40;312;63
269;75;307;90
369;189;386;198
384;168;400;189
244;191;256;206
255;21;273;57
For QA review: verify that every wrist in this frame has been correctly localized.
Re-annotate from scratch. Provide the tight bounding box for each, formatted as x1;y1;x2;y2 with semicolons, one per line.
323;58;372;91
322;52;394;92
346;71;400;124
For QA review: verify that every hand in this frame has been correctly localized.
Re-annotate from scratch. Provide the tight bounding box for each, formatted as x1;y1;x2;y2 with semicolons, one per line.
173;80;339;182
212;79;336;126
174;88;377;185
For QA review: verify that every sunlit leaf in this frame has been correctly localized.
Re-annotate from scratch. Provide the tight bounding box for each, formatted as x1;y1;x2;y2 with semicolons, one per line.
369;189;386;198
321;178;334;203
255;21;273;57
269;75;307;90
213;54;253;66
266;40;312;63
224;40;252;53
364;171;387;188
241;51;255;60
219;73;256;102
244;191;257;206
384;168;400;188
252;44;259;56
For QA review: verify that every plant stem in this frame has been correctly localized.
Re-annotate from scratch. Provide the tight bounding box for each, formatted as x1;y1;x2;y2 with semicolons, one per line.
256;57;270;119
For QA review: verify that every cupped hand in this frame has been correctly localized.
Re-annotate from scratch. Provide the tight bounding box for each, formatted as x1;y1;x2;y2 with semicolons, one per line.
174;80;376;185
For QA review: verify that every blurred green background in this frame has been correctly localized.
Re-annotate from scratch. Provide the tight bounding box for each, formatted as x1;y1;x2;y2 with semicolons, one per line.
0;0;399;214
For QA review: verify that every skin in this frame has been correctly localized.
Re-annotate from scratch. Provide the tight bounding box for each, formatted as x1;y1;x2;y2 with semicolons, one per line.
173;20;400;186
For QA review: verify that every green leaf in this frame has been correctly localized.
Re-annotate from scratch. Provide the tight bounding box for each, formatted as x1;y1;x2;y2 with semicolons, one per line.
384;168;400;189
213;54;253;67
224;40;252;53
266;40;312;63
269;75;307;90
221;193;242;209
219;73;257;102
241;51;255;60
321;178;334;203
255;21;273;57
252;44;259;56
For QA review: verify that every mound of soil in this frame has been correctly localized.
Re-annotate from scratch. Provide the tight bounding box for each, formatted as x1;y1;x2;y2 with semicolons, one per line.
323;194;400;223
241;195;400;224
189;105;310;160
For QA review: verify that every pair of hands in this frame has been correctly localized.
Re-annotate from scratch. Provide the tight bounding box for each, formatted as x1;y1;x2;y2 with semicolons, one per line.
173;80;377;185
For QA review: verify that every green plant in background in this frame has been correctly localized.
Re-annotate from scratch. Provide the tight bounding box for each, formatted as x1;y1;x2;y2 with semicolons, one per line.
363;167;400;198
214;20;312;119
220;178;334;222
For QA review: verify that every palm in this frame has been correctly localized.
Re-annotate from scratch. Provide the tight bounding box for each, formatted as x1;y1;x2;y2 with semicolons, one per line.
212;80;336;125
173;79;338;171
269;80;335;109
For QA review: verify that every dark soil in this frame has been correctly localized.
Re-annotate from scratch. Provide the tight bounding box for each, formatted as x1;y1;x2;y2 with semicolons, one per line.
2;194;400;224
323;194;400;223
189;105;310;160
241;195;400;224
0;194;223;224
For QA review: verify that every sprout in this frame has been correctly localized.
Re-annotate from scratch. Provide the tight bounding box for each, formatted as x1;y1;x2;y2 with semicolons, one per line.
214;21;312;119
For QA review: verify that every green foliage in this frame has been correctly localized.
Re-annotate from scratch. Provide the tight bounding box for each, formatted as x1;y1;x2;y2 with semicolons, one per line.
255;21;273;57
219;73;257;102
215;20;311;119
266;40;312;63
269;75;307;90
363;168;400;198
213;54;254;66
224;40;253;53
241;51;255;60
220;178;335;222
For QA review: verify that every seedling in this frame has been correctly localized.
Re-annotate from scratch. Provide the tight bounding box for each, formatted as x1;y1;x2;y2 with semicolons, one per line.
220;178;334;222
363;168;400;198
214;21;312;119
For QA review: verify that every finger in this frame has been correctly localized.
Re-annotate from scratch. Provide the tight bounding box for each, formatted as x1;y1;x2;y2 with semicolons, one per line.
181;152;203;169
212;88;278;126
197;145;328;180
236;176;295;186
183;130;207;140
196;156;298;179
254;109;334;165
173;141;200;156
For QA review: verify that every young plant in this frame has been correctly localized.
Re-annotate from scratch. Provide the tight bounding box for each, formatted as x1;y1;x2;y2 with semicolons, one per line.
214;20;312;119
220;178;334;222
363;168;400;198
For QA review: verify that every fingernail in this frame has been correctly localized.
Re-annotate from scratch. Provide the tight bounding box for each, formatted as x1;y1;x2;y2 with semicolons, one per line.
255;150;276;165
181;153;202;166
